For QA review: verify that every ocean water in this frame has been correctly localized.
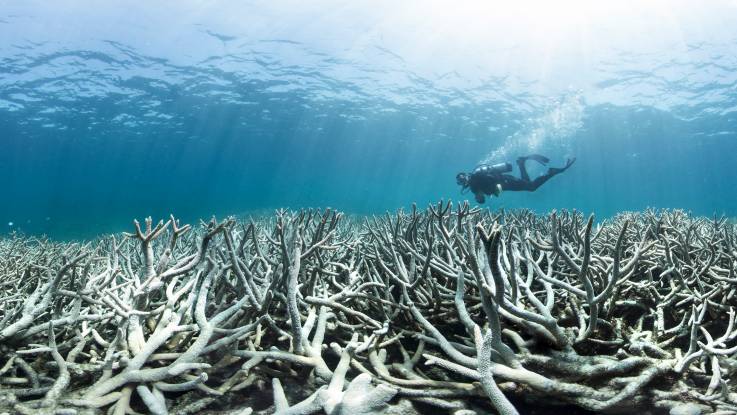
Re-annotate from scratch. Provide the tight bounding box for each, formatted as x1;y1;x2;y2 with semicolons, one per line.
2;0;737;240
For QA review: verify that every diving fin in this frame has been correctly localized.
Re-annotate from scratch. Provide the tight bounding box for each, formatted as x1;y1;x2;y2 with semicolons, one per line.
524;154;550;165
547;158;576;175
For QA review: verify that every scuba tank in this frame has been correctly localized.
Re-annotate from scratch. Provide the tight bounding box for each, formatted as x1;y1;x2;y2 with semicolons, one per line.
475;162;512;175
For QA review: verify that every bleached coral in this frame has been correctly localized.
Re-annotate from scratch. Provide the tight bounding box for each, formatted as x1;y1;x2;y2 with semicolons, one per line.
0;205;736;414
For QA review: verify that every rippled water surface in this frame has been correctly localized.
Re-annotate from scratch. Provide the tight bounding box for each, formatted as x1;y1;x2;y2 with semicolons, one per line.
2;0;737;239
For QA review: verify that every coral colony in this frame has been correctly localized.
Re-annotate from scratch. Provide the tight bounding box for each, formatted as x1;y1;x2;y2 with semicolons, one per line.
1;202;736;414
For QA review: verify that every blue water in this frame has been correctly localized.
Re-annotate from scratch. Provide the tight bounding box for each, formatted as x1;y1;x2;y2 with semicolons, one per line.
2;1;737;239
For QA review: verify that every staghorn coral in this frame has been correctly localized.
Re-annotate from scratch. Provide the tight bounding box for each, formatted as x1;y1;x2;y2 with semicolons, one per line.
0;204;736;414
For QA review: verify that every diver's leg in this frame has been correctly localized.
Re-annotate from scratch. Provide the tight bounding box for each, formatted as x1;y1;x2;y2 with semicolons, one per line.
525;158;576;191
526;174;556;191
516;154;551;182
516;158;531;182
498;176;527;191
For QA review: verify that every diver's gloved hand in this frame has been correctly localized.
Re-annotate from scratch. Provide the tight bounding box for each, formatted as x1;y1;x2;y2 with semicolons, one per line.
493;183;503;196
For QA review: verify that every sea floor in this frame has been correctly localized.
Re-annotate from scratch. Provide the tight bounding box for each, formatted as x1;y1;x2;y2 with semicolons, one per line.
0;204;734;415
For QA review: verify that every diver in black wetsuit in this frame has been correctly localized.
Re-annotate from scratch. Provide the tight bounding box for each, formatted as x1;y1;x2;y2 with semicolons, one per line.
456;154;576;204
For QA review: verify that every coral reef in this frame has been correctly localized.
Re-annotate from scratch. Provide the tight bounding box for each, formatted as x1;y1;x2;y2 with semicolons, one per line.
1;203;737;415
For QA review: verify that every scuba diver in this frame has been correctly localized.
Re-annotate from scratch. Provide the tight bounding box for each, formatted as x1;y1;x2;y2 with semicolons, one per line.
456;154;576;204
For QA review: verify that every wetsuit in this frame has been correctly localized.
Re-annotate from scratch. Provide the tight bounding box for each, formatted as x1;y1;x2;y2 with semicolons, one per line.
462;155;575;203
